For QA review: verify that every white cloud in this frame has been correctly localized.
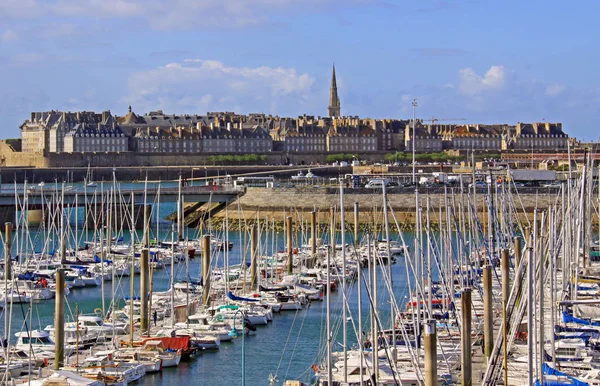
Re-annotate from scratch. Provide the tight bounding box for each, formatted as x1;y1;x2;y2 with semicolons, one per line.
458;65;507;95
0;29;18;42
0;0;356;29
545;83;565;97
123;59;317;115
0;0;41;19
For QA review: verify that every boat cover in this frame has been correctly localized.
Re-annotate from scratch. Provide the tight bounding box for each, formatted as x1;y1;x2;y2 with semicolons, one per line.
563;311;600;326
141;336;189;351
227;291;259;302
535;363;588;386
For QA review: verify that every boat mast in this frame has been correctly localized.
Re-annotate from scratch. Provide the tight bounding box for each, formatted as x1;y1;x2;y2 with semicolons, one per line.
129;191;135;346
100;181;106;316
382;181;395;360
326;206;333;385
354;202;364;386
339;181;348;383
426;195;433;318
171;223;175;326
225;205;229;295
370;233;378;382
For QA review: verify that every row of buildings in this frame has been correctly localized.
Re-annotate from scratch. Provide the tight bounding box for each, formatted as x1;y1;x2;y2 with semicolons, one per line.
19;66;569;155
19;107;569;155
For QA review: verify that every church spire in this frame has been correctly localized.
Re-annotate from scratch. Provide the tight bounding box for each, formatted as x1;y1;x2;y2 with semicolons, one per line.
328;64;341;117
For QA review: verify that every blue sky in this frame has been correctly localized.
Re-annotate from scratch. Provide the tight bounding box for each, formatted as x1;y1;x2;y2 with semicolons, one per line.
1;0;599;140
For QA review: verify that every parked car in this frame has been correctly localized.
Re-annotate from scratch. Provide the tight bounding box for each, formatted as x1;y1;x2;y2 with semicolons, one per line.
542;181;561;188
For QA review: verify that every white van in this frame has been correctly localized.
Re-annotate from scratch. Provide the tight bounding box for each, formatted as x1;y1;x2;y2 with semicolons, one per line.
365;179;390;189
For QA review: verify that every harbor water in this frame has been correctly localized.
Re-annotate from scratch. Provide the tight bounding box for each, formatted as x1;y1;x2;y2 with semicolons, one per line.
1;187;417;385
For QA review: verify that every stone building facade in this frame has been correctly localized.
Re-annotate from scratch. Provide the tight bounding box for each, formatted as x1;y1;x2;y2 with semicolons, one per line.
63;123;128;153
19;107;569;156
511;122;568;150
405;122;443;152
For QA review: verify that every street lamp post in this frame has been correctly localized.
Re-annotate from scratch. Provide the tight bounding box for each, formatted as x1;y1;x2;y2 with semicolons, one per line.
412;99;418;185
229;309;246;385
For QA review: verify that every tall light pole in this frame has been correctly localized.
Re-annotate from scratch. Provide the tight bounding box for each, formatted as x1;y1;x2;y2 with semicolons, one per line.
412;99;418;184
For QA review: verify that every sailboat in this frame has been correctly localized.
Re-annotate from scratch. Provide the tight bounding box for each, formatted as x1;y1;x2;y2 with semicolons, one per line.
86;164;98;188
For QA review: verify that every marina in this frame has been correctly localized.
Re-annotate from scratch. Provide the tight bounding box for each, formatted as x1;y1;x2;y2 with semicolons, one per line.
0;160;598;386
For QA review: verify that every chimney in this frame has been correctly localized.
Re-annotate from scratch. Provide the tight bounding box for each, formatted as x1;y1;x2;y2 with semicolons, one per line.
210;122;214;130
196;122;202;132
227;122;231;131
30;112;35;122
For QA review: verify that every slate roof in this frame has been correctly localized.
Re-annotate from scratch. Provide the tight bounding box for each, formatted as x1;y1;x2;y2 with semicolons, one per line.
65;123;125;137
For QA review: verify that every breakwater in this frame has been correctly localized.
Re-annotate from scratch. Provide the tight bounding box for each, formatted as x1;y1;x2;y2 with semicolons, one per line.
210;187;571;228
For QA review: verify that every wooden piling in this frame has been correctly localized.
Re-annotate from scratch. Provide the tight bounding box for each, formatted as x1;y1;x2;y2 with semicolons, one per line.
140;249;149;334
483;265;493;359
54;269;65;369
461;287;472;386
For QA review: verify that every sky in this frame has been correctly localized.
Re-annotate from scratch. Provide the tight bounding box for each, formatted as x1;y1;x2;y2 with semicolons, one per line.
1;0;599;140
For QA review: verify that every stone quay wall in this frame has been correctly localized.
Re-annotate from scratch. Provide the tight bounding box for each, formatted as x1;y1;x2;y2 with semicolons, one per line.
214;187;565;226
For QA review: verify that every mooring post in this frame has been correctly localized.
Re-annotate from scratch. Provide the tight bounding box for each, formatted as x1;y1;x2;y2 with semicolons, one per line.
461;287;472;386
424;319;437;386
483;265;493;360
54;269;65;369
514;235;523;268
140;249;149;334
143;205;151;248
